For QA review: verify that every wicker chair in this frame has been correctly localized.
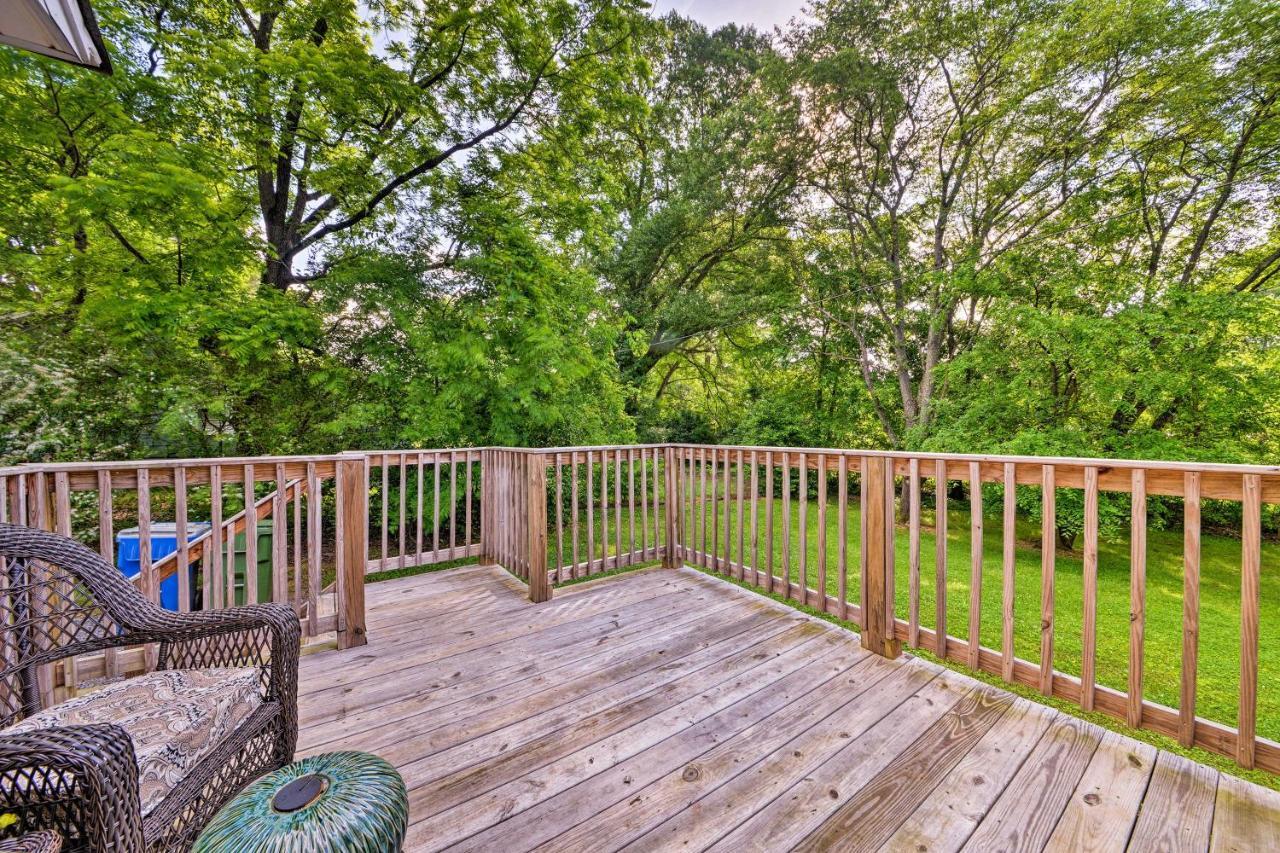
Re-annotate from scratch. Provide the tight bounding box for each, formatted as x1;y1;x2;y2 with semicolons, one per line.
0;523;299;852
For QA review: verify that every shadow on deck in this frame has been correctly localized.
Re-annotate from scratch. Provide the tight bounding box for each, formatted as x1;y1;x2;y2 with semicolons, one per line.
296;564;1280;852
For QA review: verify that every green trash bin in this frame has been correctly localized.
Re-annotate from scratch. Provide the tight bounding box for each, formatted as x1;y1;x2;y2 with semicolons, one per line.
232;521;274;606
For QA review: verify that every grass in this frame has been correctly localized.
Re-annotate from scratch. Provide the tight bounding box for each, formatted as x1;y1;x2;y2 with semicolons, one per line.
676;491;1280;749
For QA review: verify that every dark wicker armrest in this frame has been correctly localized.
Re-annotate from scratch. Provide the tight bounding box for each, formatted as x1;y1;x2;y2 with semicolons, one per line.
0;724;144;853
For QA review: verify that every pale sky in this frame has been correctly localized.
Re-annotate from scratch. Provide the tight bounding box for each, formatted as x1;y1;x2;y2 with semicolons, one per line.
649;0;810;33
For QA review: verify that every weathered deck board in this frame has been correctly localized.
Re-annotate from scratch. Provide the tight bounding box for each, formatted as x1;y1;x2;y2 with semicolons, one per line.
1129;751;1219;852
1043;730;1156;852
297;564;1280;852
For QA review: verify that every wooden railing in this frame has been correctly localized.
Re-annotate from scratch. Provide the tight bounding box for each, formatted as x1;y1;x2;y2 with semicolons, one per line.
659;444;1280;776
4;443;1276;774
362;450;482;573
0;453;372;694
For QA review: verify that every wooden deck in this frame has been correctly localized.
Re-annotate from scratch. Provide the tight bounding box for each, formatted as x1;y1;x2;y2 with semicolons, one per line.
296;564;1280;852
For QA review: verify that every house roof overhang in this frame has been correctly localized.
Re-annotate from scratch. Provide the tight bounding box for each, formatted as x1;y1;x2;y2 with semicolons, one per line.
0;0;112;74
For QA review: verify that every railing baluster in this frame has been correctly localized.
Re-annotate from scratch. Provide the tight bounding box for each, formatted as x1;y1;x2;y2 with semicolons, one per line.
736;450;746;583
243;464;256;603
838;455;849;621
614;448;623;568
97;470;119;676
652;447;661;555
500;452;508;568
782;452;792;599
817;454;827;612
1129;469;1147;727
709;449;719;571
860;456;869;623
1001;462;1016;681
138;468;153;605
1239;473;1261;768
699;447;708;568
1040;464;1055;696
555;457;564;580
210;466;224;610
15;474;27;529
571;452;581;577
627;449;635;565
640;450;648;559
451;450;460;557
909;459;921;648
307;462;320;636
765;450;775;593
721;448;730;575
1082;465;1099;711
396;454;406;569
379;456;389;572
432;453;442;563
175;468;190;613
1181;470;1201;747
673;449;683;562
798;451;808;604
292;477;302;611
601;449;610;570
466;453;473;549
96;471;113;566
936;460;948;660
416;453;425;564
681;446;688;558
687;447;695;563
586;450;595;573
274;462;287;601
749;451;760;585
968;461;983;669
28;472;52;703
53;472;75;694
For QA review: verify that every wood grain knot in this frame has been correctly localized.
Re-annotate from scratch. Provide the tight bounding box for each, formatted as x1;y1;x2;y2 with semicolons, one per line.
681;765;701;782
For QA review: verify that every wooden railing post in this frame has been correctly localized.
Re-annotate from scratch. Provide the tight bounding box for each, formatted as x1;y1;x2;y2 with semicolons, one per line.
663;445;680;568
478;449;492;565
526;453;551;603
860;455;901;659
335;454;368;650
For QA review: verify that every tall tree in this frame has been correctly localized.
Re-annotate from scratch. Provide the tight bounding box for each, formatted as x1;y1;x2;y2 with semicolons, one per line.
597;15;801;427
793;0;1153;447
152;0;648;290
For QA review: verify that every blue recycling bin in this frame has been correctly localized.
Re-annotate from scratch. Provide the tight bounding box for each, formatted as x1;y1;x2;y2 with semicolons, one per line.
116;522;211;611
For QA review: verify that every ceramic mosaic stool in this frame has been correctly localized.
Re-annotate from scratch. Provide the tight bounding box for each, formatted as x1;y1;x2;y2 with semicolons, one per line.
193;751;407;852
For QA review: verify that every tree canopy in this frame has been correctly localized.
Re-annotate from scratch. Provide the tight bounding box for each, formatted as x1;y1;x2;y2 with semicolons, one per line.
1;0;1277;488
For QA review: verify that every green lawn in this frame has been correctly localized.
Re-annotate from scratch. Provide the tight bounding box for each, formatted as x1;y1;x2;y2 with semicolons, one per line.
674;491;1280;747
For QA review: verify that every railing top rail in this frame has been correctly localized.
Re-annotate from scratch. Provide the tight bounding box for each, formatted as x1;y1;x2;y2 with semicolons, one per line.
8;453;349;473
666;443;1280;477
354;448;482;457
6;443;1276;479
484;443;669;454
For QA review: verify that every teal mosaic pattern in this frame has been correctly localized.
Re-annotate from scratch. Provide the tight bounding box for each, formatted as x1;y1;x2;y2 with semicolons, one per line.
193;751;407;852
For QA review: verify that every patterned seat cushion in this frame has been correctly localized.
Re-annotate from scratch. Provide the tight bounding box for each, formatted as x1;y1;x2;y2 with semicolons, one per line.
7;668;262;815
